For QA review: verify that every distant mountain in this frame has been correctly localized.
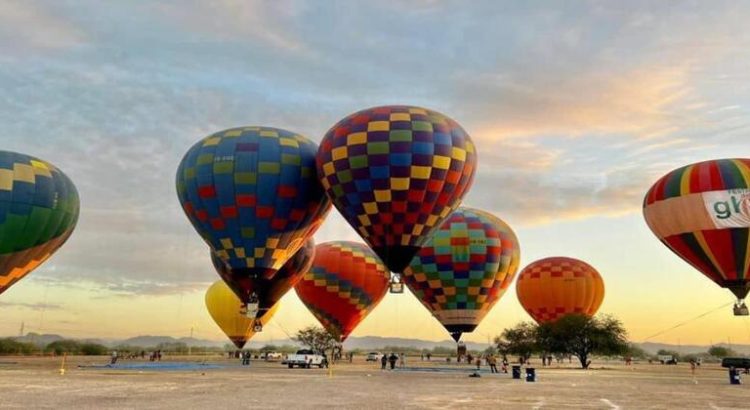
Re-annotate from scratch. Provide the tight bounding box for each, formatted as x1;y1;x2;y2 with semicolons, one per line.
7;332;750;356
14;332;64;347
343;336;489;351
638;342;750;356
116;335;225;348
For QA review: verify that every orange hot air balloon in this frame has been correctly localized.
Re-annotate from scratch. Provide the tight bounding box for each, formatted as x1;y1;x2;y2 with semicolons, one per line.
294;241;390;342
205;280;279;349
516;257;604;324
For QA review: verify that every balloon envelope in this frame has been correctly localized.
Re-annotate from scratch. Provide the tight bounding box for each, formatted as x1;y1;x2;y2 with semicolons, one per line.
403;207;520;341
176;127;330;280
516;257;604;324
0;151;79;295
317;106;477;273
212;239;314;316
205;280;279;349
295;241;389;342
643;158;750;300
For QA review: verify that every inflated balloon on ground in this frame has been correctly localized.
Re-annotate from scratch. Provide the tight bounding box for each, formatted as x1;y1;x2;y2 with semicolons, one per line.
643;158;750;313
516;257;605;324
317;106;477;273
403;207;520;341
205;280;279;349
0;151;79;295
295;241;389;342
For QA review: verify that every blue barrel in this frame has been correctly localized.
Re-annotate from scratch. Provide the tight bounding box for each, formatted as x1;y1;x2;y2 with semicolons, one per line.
526;367;536;382
730;368;742;385
512;365;521;379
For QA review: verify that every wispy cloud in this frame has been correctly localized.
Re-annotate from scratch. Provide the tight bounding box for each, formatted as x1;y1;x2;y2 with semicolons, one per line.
0;301;64;311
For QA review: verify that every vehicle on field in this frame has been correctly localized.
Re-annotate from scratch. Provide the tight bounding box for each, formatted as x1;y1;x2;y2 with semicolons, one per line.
657;355;677;365
721;357;750;371
366;352;381;362
261;352;283;361
285;349;327;368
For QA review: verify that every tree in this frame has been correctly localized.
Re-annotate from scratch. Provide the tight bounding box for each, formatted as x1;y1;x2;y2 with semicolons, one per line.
495;322;538;363
538;314;628;369
294;326;338;356
708;345;736;358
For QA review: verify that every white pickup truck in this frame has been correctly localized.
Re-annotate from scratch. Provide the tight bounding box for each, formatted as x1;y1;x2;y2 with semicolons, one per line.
285;349;327;369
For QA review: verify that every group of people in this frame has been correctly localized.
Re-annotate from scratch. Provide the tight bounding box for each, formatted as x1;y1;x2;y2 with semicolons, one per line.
380;353;404;370
110;350;162;365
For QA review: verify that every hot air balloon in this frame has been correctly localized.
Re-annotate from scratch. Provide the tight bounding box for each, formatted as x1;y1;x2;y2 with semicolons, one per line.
212;239;314;331
516;257;605;324
317;106;477;273
176;126;330;303
403;207;520;341
294;241;389;342
643;158;750;315
205;280;279;349
0;151;79;295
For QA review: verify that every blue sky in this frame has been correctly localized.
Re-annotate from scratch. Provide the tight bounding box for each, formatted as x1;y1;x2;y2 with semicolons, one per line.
1;1;750;345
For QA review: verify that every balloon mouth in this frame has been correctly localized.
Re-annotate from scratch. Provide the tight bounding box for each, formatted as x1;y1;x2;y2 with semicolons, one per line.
372;246;421;273
445;324;478;342
229;337;247;349
727;283;750;300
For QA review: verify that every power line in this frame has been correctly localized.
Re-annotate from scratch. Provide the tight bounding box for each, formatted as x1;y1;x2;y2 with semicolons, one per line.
642;301;734;342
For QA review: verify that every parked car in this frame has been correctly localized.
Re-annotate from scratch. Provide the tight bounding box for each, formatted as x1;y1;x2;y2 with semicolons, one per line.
285;349;326;368
366;352;381;362
657;355;677;365
262;352;283;361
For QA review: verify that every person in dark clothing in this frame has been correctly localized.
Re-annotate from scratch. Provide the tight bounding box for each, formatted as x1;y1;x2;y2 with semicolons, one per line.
381;354;387;370
388;353;398;370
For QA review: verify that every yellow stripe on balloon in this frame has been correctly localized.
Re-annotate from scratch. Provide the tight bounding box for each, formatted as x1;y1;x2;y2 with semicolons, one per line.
680;164;694;195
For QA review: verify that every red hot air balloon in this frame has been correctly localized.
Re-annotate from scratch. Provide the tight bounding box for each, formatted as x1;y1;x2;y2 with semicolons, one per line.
644;159;750;314
213;239;315;331
317;106;477;273
294;241;390;342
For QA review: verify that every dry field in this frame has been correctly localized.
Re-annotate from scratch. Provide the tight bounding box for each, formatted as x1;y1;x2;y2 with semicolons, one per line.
0;355;748;409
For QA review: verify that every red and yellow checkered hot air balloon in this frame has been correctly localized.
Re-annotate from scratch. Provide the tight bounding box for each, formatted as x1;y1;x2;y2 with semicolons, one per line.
294;241;390;342
643;158;750;314
516;257;605;324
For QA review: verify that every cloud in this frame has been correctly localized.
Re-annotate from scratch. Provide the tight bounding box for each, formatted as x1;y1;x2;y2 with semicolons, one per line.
0;0;85;54
0;301;64;311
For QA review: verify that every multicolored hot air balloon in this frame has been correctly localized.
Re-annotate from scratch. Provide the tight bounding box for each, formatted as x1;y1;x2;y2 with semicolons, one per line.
317;106;477;273
403;207;520;341
295;241;389;342
643;158;750;314
205;280;279;349
176;126;330;300
516;257;605;324
212;239;314;328
0;151;79;295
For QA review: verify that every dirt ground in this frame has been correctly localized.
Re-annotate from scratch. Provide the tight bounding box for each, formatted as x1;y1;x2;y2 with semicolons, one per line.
0;355;748;409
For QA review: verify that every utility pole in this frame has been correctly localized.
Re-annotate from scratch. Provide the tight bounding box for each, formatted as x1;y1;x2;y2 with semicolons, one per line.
188;326;194;356
18;322;24;338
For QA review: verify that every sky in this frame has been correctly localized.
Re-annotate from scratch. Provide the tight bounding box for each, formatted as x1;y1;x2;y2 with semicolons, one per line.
1;0;750;347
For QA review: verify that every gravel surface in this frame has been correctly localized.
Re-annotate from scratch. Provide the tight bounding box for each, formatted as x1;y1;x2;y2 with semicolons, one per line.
0;356;748;409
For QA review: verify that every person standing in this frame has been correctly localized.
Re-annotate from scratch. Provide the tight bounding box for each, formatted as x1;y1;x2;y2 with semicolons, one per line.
488;355;498;373
381;354;387;370
110;350;118;365
389;353;398;370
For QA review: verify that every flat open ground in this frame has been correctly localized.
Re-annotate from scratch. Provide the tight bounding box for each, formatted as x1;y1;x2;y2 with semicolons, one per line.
0;356;748;409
